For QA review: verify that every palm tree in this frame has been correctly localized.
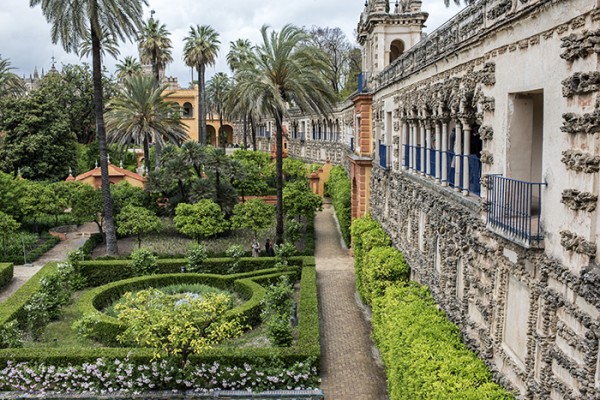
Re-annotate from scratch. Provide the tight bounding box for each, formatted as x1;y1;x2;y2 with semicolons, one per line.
183;25;220;145
206;72;231;148
115;56;142;80
78;26;120;61
227;39;254;149
30;0;147;256
138;17;173;84
233;25;336;244
0;56;25;99
105;74;188;173
138;16;173;169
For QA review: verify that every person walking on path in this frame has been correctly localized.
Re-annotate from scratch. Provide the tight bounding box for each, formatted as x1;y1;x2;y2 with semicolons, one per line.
315;204;388;399
252;239;260;257
265;238;275;257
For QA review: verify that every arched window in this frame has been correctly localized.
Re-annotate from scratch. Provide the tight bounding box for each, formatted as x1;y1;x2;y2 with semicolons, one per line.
389;40;405;64
182;102;193;118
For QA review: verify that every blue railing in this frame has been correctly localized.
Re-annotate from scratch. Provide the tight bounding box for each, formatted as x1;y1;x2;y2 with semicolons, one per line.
401;145;482;196
379;143;388;169
486;175;546;247
358;72;368;93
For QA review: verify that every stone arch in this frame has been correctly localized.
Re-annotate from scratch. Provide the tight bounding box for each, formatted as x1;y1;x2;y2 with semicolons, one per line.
207;125;217;146
389;39;405;64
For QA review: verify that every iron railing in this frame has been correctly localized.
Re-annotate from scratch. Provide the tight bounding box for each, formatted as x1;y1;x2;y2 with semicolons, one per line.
401;145;482;196
486;175;546;247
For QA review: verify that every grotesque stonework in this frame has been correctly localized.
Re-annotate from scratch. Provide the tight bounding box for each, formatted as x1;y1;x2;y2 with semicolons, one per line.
562;71;600;97
561;150;600;173
561;109;600;135
560;29;600;62
561;189;598;212
560;230;597;257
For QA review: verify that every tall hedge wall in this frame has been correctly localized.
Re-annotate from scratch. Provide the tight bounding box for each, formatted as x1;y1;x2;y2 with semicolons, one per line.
327;166;351;247
350;217;513;399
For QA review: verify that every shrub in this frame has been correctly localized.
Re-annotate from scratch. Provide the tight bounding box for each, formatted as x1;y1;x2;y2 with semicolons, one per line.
0;321;22;349
129;248;158;276
350;217;390;300
362;246;409;305
372;283;513;399
187;244;208;272
327;166;351;247
23;293;51;341
80;233;103;259
225;244;245;273
0;263;13;290
262;276;293;347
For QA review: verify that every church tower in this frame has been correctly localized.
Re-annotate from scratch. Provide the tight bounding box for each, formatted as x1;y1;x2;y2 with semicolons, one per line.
357;0;428;84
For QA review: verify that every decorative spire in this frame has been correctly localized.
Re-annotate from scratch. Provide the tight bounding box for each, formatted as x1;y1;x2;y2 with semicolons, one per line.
107;154;111;164
120;160;124;169
95;160;98;168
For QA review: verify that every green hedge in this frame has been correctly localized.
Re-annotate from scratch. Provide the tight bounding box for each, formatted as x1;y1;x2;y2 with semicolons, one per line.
0;263;13;290
79;257;306;287
0;263;58;327
351;217;511;398
327;166;352;247
350;217;391;301
373;283;513;399
0;233;60;265
0;258;319;368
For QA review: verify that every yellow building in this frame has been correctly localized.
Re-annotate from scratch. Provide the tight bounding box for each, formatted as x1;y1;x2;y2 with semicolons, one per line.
167;86;235;146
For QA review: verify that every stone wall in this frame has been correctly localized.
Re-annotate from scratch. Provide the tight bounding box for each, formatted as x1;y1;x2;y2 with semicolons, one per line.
370;166;600;399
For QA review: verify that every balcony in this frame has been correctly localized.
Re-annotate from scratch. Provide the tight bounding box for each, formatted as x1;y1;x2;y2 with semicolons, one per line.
402;144;482;196
485;175;546;247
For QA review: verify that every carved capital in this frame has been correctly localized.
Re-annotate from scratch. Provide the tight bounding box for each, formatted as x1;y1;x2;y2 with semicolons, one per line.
479;125;494;140
561;189;598;212
480;151;494;165
560;230;597;257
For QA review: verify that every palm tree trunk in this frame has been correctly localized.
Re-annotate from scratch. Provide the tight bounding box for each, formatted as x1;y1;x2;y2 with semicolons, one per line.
198;65;207;145
218;108;225;149
274;110;284;245
152;54;162;169
143;136;151;173
250;115;257;151
243;114;248;149
154;139;162;170
91;24;118;256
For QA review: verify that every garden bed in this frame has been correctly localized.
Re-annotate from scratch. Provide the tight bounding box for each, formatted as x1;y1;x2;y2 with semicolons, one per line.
0;256;320;394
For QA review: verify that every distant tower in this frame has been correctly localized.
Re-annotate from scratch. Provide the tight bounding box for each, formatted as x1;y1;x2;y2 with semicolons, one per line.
357;0;428;82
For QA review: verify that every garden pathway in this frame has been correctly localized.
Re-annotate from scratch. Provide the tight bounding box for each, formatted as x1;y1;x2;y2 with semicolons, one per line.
0;223;98;303
315;204;388;399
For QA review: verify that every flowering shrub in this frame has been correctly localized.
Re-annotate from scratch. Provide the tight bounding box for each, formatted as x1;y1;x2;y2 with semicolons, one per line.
0;357;319;394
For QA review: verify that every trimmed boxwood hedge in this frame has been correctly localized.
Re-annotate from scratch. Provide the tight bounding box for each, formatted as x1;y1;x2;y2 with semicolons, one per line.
373;283;513;399
350;217;512;398
327;165;351;247
0;257;319;369
81;233;103;259
0;263;13;290
79;256;306;287
0;233;60;265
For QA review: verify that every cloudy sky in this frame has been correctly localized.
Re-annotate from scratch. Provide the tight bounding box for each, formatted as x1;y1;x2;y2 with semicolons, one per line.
1;0;463;86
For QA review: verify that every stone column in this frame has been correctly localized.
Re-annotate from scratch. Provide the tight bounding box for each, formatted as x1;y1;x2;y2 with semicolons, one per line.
435;120;442;183
402;120;409;170
425;120;432;177
441;119;448;186
419;120;426;176
454;119;462;192
409;121;415;173
462;120;471;196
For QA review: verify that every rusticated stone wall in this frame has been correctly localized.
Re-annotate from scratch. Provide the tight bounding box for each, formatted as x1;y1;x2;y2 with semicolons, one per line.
370;166;600;399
